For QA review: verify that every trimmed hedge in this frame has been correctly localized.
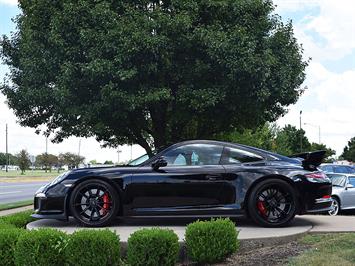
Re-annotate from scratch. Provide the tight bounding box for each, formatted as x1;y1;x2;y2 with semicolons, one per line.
0;228;24;266
65;229;120;266
0;210;36;228
127;228;179;266
185;218;239;264
14;229;68;266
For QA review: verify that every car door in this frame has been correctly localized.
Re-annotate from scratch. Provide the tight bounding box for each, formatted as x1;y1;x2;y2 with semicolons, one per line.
220;146;267;210
127;143;228;216
342;176;355;209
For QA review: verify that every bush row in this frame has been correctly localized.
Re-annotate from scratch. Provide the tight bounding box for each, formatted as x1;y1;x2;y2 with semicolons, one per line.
0;211;239;265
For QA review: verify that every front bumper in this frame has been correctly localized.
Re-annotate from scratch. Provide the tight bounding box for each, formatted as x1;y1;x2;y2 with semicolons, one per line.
32;183;70;221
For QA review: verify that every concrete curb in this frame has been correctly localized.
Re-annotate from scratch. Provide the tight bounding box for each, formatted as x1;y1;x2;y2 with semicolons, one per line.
0;205;33;217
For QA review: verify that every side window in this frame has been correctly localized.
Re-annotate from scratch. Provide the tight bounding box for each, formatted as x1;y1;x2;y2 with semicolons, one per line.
222;147;264;164
348;178;355;187
163;144;223;166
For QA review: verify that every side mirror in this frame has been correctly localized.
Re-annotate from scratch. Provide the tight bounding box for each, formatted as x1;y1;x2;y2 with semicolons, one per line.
152;157;167;170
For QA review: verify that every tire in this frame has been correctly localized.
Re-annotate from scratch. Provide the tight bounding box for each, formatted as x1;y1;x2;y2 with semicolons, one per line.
69;179;120;227
247;179;298;227
328;197;340;216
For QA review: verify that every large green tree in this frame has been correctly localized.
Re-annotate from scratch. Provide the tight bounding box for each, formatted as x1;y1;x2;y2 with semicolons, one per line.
216;123;276;151
0;0;307;155
16;149;30;174
59;152;85;169
36;153;58;172
341;137;355;162
274;124;311;155
222;123;336;160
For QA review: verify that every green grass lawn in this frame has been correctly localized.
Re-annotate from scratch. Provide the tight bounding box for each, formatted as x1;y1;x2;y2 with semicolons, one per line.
289;233;355;266
0;200;33;211
0;170;63;178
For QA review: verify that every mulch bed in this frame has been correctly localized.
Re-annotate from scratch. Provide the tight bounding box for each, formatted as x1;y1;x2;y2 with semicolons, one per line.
216;240;308;266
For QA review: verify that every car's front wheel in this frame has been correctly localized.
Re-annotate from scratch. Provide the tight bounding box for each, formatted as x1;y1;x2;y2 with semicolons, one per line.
69;179;120;227
247;179;298;227
328;197;340;216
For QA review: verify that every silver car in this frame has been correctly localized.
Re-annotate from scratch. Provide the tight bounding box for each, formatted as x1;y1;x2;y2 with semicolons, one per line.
327;173;355;215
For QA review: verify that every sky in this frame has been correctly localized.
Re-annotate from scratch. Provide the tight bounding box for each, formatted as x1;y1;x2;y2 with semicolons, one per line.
0;0;354;162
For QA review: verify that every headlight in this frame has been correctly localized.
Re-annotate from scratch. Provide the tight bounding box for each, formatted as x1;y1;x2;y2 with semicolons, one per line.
50;171;71;186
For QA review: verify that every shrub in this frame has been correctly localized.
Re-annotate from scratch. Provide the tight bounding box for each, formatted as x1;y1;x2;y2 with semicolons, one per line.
0;210;35;228
14;228;68;266
127;228;179;266
185;218;239;264
0;228;24;266
65;229;120;266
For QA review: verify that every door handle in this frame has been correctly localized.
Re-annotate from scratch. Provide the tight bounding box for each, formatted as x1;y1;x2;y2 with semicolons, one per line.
206;175;220;181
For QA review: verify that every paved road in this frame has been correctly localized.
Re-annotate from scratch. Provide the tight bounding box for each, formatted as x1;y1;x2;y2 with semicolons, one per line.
0;181;48;204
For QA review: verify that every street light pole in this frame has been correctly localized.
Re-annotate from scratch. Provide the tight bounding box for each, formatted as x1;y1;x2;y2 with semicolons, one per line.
304;123;321;144
117;147;122;164
78;139;81;156
299;111;303;152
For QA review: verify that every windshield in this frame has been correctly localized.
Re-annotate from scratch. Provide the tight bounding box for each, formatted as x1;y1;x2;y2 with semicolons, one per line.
329;175;346;187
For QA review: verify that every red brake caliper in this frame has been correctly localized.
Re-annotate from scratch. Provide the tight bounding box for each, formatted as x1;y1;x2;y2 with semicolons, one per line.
102;193;110;215
257;201;267;217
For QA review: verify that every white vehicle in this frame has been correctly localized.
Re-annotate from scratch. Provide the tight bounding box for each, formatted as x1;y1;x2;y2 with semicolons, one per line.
1;165;20;171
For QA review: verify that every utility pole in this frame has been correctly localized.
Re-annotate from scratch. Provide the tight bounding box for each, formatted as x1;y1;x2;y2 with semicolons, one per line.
299;110;303;152
5;124;8;172
45;136;48;154
45;136;48;172
130;144;133;161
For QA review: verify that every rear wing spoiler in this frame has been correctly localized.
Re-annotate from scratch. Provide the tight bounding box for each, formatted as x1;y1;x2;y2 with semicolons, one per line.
289;150;326;171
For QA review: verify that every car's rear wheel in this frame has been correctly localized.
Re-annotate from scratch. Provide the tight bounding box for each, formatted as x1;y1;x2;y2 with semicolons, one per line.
247;179;297;227
69;179;120;227
328;197;340;216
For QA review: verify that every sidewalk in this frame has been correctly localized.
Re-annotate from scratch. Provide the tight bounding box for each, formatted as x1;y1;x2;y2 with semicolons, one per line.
0;205;33;217
304;215;355;233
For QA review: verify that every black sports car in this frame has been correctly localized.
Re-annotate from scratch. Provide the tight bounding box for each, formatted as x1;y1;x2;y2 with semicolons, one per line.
33;140;332;227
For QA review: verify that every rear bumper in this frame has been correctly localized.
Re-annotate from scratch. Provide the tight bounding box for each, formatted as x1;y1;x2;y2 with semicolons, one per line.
303;197;333;213
296;177;332;214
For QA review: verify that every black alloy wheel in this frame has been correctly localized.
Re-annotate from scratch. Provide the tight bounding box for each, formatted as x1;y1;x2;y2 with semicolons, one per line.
69;179;120;227
247;179;297;227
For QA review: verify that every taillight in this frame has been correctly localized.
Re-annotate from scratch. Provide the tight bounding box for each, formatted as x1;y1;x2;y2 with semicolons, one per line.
305;172;327;179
